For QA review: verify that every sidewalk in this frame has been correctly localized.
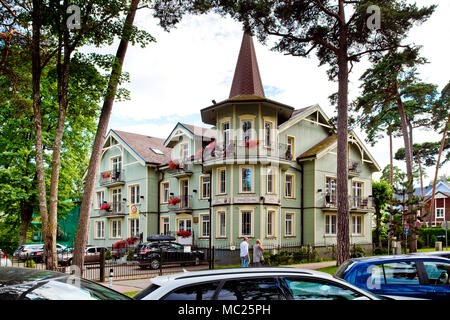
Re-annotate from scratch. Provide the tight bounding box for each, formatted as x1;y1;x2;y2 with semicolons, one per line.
102;260;337;294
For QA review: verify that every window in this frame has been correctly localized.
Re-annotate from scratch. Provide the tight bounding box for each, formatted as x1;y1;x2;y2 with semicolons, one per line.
283;278;364;300
241;211;252;237
162;217;170;235
96;191;104;208
285;213;293;236
222;122;230;148
111;219;122;239
285;174;294;198
201;176;211;199
150;147;164;155
436;207;445;219
161;182;169;203
423;261;450;285
130;185;140;204
163;282;220;300
112;156;122;173
241;167;253;193
267;168;274;194
264;121;272;147
217;278;286;300
325;177;337;204
352;215;362;235
130;218;139;237
95;221;105;239
112;188;122;212
241;120;252;141
178;218;192;233
352;182;363;207
201;215;210;238
181;143;190;161
218;168;226;194
325;214;337;235
267;211;275;237
218;211;226;238
383;262;419;285
287;136;294;159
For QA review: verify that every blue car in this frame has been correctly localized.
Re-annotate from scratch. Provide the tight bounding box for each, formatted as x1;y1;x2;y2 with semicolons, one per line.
335;255;450;300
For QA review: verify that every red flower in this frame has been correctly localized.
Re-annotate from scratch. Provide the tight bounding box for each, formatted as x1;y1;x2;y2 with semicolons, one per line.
168;162;179;169
113;240;126;249
177;230;191;238
169;197;181;205
100;203;111;210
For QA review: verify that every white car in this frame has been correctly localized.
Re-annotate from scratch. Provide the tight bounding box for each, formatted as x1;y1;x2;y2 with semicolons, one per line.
0;250;12;267
134;267;420;300
13;244;66;261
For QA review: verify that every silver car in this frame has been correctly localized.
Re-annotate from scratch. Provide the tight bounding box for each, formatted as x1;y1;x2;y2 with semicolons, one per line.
13;244;66;261
134;267;408;300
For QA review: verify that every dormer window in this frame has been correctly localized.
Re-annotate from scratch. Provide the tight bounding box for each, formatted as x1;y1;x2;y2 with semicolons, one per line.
242;120;252;142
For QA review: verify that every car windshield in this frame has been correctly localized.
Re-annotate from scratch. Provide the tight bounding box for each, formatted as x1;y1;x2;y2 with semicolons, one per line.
334;260;355;279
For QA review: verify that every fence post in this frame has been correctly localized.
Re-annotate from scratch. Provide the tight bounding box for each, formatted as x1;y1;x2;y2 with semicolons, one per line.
99;248;105;282
212;246;215;269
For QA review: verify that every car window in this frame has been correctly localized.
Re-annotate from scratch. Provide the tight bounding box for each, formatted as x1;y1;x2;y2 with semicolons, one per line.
216;278;286;300
423;261;450;285
170;244;183;250
163;282;220;300
283;277;365;300
86;248;96;254
383;262;419;285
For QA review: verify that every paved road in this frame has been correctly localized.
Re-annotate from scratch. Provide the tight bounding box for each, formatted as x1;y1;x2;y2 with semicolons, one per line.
102;260;337;294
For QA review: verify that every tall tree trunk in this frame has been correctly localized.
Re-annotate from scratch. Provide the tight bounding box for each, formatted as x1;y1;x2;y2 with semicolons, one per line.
389;130;393;185
31;0;50;259
429;116;450;227
19;204;34;245
396;91;416;252
73;0;140;273
336;0;350;266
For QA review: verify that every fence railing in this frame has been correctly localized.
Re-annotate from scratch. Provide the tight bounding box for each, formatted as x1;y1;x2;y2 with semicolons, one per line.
99;170;125;186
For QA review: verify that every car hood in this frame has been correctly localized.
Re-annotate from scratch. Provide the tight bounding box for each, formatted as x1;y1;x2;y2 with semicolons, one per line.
380;295;429;300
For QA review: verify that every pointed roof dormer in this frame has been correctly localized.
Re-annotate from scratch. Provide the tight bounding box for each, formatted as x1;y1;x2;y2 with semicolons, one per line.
229;32;265;99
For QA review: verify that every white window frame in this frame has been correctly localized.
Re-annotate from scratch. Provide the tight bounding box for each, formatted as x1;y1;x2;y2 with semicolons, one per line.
287;136;295;158
325;214;337;235
240;166;254;193
111;156;122;173
217;211;226;238
161;216;170;235
200;175;211;200
264;121;273;147
129;218;139;238
96;191;105;208
129;184;140;205
161;182;170;204
352;215;363;235
200;214;210;238
266;167;275;194
326;177;337;204
285;174;295;198
352;181;364;207
110;219;122;239
218;168;227;195
222;122;230;148
180;142;190;161
267;210;275;237
285;213;294;237
241;119;254;141
239;209;254;238
436;207;445;219
95;220;105;239
111;188;122;213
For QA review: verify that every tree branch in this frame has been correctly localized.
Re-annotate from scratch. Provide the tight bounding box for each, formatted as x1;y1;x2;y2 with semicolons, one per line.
312;0;343;25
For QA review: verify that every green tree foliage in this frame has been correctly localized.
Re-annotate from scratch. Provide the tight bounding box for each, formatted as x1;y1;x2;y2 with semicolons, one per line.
372;180;392;248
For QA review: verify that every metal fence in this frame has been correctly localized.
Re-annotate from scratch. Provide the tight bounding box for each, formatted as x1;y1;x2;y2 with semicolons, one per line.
3;241;322;282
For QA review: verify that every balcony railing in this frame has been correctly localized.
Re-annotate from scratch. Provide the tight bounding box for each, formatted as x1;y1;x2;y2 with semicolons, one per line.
99;201;124;215
348;160;361;176
167;160;193;178
202;140;292;162
322;194;371;210
168;195;193;212
99;170;125;186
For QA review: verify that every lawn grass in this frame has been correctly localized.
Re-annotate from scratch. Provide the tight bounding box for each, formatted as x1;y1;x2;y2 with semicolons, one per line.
315;265;338;275
123;291;139;297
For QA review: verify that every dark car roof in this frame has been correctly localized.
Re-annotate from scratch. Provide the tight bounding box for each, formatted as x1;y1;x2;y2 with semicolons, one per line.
0;267;67;288
349;254;450;264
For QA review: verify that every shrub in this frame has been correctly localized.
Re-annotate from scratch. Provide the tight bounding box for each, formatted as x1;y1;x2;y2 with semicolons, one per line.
105;249;112;260
126;249;134;261
350;245;365;258
373;247;388;255
293;246;318;263
25;259;36;268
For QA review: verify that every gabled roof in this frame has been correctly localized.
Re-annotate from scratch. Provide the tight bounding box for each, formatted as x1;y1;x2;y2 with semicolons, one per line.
112;130;171;165
164;122;216;148
424;190;450;201
297;135;337;160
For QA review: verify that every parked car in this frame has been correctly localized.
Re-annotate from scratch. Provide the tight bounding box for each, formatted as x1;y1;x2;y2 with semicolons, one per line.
58;246;108;266
0;250;12;267
134;240;205;270
0;267;130;300
335;255;450;300
134;267;421;300
13;244;66;261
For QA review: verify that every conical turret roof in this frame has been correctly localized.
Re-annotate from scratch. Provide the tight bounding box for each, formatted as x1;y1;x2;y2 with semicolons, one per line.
228;32;265;99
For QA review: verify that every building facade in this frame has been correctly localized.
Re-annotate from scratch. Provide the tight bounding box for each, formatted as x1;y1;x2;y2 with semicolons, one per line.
88;32;380;252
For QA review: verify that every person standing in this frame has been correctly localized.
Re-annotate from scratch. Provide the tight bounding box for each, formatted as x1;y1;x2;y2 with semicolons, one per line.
240;237;250;267
253;239;264;267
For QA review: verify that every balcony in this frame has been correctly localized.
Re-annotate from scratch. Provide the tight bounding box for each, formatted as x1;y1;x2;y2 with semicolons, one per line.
99;201;125;216
168;195;193;213
201;140;292;164
167;160;193;178
322;194;372;211
348;160;361;177
99;170;125;187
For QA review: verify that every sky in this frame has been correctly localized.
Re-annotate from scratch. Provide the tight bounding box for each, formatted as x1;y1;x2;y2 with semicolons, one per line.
97;0;449;185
